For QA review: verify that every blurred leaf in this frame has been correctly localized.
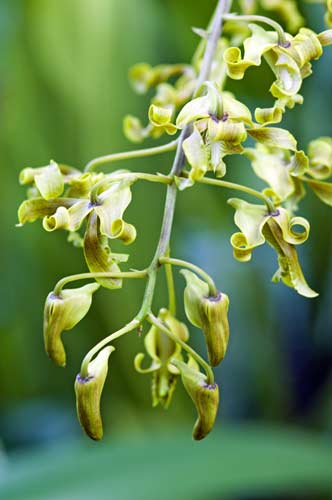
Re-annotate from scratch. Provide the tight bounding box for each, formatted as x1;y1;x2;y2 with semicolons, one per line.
1;425;332;499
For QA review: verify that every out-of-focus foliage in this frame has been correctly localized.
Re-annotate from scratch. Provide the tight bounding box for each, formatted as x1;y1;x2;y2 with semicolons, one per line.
0;0;332;498
2;426;332;500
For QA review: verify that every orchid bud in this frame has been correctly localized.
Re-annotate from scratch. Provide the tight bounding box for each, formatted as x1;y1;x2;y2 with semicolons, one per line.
171;358;219;440
75;346;114;440
43;283;100;366
181;270;230;367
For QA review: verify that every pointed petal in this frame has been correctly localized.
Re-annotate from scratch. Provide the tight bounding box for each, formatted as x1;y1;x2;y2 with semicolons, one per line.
248;127;297;150
182;126;209;181
83;213;127;289
265;220;318;298
176;95;211;129
224;23;277;79
95;184;133;240
18;197;78;225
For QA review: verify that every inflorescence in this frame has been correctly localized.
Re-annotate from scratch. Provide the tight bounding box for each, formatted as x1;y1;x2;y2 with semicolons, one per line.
17;0;332;440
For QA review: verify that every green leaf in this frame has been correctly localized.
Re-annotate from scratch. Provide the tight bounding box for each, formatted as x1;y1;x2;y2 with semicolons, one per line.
1;426;332;499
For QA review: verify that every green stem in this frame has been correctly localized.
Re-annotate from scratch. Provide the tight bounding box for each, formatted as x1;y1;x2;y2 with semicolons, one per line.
223;14;289;47
84;140;178;172
159;257;218;297
80;319;140;377
164;250;176;316
148;313;214;385
197;176;276;213
136;0;232;322
54;270;147;295
101;172;171;185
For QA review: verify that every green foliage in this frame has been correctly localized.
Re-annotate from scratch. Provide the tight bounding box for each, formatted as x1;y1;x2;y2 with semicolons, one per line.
2;426;332;499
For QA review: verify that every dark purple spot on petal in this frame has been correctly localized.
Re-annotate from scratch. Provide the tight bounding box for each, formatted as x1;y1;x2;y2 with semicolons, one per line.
76;374;94;384
204;383;217;390
49;292;61;301
209;113;219;123
88;201;101;209
206;291;222;303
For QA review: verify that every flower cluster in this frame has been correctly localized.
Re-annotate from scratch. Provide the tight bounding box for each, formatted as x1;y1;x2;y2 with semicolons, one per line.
19;164;138;288
17;2;332;441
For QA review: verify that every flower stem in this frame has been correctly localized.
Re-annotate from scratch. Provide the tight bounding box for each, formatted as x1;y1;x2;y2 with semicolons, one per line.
80;319;140;378
164;249;177;316
159;257;218;297
136;0;232;322
197;176;276;213
54;270;147;295
147;313;214;384
84;140;178;172
223;14;289;47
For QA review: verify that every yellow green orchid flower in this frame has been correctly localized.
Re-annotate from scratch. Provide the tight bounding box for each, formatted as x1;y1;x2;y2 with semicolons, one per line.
307;136;332;180
176;83;299;188
245;145;308;206
134;309;189;408
239;0;304;33
129;62;191;95
176;86;253;187
228;198;317;298
224;23;331;104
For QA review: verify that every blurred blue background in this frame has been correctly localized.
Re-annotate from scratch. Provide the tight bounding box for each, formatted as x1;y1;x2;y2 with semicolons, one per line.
0;0;332;498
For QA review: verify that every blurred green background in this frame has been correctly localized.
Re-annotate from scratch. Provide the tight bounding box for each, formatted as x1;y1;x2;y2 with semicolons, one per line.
0;0;332;499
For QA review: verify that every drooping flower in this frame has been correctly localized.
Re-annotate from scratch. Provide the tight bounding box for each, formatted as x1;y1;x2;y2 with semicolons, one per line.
171;357;219;440
228;198;317;297
75;346;114;440
43;283;100;367
181;270;230;367
134;309;189;408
